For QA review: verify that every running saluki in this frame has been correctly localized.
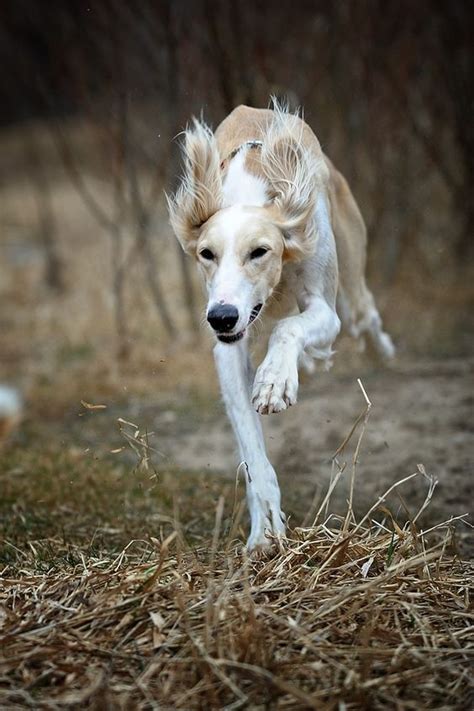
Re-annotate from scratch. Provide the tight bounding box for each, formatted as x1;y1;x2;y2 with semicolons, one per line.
168;103;394;552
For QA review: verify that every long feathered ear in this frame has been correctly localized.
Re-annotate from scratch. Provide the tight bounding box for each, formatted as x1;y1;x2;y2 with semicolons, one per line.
262;102;327;261
167;119;222;254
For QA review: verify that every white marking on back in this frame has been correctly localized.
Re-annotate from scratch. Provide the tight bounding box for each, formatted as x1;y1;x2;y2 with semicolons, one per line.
222;149;268;208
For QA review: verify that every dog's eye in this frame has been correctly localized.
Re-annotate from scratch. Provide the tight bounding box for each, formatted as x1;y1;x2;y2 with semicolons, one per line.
199;248;215;261
250;247;268;260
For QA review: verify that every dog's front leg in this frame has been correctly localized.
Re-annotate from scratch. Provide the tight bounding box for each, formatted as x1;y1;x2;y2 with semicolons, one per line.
253;195;341;415
252;298;341;414
214;340;286;551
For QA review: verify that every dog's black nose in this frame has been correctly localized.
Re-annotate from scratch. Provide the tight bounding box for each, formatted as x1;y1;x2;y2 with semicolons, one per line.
207;304;239;332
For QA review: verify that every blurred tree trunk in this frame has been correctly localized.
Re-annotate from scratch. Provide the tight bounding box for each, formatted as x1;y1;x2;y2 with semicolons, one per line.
115;83;176;339
438;5;474;259
24;133;65;293
51;120;133;359
163;1;200;334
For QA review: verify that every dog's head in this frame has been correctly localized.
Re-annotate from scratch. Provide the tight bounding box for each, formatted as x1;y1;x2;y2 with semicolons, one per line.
168;110;324;343
195;205;285;342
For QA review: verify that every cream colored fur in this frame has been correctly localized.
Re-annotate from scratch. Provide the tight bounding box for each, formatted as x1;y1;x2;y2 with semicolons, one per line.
168;102;394;552
168;119;223;255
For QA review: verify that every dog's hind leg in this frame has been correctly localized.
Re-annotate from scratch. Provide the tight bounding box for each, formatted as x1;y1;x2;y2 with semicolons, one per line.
360;291;395;360
328;160;395;361
214;340;286;552
338;286;395;360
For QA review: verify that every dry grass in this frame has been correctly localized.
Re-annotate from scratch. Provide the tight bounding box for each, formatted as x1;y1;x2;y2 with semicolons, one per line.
1;393;473;709
1;499;472;709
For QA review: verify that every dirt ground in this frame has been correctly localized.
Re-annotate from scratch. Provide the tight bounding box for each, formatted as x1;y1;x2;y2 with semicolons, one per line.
20;353;472;554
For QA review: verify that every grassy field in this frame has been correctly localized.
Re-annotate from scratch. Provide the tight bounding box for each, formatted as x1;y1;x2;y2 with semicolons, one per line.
1;383;473;709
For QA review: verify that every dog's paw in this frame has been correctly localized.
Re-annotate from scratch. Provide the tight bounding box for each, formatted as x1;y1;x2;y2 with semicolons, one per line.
246;505;286;556
252;352;298;415
246;539;280;559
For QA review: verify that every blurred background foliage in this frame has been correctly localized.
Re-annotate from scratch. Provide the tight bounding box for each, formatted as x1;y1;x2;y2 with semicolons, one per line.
0;0;472;402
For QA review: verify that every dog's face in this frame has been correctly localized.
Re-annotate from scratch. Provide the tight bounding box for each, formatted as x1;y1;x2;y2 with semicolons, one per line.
197;206;285;343
168;116;320;343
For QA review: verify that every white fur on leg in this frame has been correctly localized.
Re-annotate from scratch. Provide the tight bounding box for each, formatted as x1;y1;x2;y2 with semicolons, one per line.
244;461;286;552
252;298;340;415
252;195;341;415
375;331;396;360
252;343;299;414
362;307;396;361
213;340;286;550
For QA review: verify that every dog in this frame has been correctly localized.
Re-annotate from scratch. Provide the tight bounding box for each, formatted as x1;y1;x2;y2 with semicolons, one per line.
168;102;394;552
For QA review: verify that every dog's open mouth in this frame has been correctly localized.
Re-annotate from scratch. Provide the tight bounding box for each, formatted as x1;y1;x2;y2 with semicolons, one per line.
216;304;263;344
217;332;245;343
249;303;262;324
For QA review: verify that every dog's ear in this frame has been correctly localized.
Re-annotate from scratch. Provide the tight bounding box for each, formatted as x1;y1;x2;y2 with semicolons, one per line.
262;105;327;261
167;119;222;254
